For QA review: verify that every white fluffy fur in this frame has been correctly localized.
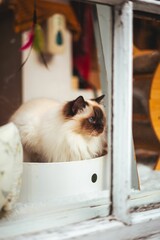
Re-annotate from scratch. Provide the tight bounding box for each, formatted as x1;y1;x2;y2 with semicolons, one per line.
10;98;106;162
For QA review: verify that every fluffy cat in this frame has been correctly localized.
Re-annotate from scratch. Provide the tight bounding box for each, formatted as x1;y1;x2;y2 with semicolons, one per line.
10;95;107;162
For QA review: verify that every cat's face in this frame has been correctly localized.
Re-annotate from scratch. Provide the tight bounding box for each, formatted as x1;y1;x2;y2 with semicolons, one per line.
62;95;106;137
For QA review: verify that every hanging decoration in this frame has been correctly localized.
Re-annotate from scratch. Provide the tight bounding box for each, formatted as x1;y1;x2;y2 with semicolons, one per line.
46;14;66;54
9;0;81;41
19;0;47;69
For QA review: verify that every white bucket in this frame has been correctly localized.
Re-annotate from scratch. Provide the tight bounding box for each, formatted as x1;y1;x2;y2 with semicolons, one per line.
19;155;106;203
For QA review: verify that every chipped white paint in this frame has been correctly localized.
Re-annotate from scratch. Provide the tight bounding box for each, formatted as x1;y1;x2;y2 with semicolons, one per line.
0;191;110;238
2;216;160;240
112;0;160;223
130;190;160;209
112;2;133;223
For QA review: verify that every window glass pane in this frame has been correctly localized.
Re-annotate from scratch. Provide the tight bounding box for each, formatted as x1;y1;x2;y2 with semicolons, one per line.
133;11;160;192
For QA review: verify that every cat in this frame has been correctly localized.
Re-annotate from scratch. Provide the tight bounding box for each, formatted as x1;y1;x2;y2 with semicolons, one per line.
10;95;107;162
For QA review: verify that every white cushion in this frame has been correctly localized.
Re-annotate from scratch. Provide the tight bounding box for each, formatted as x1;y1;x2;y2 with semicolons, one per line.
0;123;23;211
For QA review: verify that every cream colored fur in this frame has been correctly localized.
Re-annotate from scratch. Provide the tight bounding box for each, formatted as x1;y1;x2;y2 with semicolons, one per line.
10;98;107;162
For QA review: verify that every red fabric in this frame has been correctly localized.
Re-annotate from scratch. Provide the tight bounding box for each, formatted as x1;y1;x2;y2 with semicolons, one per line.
73;5;93;82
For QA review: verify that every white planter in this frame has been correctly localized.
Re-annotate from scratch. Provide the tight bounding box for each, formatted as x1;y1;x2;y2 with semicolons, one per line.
19;155;106;203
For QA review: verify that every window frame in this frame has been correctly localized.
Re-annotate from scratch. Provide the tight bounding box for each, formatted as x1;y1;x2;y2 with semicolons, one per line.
110;0;160;224
112;1;133;223
1;0;160;238
88;0;160;225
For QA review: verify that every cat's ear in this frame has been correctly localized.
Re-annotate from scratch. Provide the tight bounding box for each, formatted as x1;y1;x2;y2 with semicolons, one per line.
92;94;105;104
72;96;87;114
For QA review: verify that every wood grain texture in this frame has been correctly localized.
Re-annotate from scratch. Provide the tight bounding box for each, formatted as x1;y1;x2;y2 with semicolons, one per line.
149;64;160;141
155;156;160;170
0;191;110;238
133;0;160;14
112;1;133;223
73;0;126;6
133;47;160;151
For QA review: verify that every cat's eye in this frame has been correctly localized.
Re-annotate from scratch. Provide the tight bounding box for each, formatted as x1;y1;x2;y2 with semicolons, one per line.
88;116;96;124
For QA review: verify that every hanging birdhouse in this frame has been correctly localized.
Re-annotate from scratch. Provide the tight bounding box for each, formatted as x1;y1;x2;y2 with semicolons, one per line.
46;14;66;54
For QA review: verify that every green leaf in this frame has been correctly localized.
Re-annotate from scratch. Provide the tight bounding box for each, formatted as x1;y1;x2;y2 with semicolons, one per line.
33;24;45;52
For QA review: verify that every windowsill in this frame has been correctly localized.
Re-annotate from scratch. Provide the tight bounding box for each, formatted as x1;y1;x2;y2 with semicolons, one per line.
1;201;160;239
0;190;110;239
3;213;160;240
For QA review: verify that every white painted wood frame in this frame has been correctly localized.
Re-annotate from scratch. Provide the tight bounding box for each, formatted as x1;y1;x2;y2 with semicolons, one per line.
112;1;133;223
130;0;160;224
111;0;160;224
